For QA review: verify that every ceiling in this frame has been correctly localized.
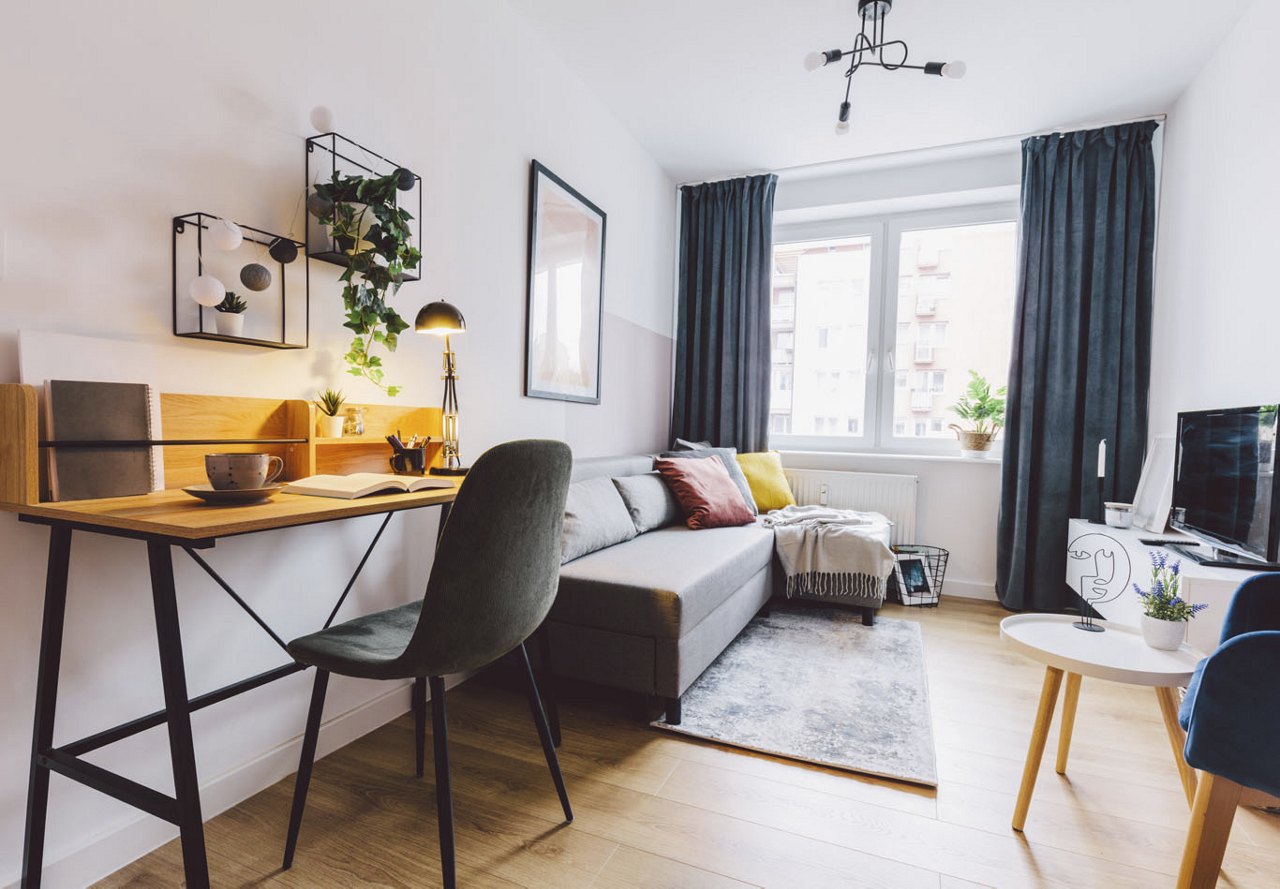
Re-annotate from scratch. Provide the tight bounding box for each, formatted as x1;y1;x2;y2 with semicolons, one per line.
517;0;1250;182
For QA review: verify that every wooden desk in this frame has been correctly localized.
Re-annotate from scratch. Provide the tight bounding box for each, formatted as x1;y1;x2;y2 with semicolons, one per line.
8;485;458;889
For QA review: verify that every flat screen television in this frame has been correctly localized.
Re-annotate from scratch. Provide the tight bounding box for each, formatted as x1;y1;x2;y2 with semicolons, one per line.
1170;404;1280;567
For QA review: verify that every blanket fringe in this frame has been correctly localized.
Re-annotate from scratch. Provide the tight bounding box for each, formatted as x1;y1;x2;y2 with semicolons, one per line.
785;571;886;600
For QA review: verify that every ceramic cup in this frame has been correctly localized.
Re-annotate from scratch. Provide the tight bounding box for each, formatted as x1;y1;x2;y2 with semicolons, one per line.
389;448;428;475
205;453;284;490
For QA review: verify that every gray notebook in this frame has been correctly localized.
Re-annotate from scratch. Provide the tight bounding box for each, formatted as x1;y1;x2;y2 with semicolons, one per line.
45;380;157;501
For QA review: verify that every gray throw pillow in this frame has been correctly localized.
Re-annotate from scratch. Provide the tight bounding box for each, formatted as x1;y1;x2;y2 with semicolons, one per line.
612;472;683;533
659;447;758;514
561;477;638;564
672;437;713;451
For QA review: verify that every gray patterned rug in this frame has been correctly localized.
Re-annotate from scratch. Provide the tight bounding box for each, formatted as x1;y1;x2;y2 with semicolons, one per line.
653;606;938;787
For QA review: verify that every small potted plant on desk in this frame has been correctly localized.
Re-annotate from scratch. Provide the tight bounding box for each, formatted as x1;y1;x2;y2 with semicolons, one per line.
949;370;1006;458
213;292;247;337
314;388;346;438
1133;552;1208;650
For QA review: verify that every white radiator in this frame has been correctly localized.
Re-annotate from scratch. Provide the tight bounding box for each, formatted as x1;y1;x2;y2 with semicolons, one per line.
783;469;918;545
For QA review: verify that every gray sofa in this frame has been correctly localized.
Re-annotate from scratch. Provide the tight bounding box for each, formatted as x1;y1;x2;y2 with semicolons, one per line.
544;455;774;724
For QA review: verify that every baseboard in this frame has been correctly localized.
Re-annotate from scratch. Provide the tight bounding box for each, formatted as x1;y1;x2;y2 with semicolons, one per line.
17;674;466;889
940;578;998;601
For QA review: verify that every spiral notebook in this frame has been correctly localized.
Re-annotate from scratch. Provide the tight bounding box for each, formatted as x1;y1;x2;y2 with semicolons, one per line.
44;380;164;501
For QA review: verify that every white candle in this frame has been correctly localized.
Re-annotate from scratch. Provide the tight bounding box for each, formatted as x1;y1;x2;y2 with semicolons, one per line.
1097;438;1106;479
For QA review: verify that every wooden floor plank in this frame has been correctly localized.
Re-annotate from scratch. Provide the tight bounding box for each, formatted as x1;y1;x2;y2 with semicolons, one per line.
99;598;1280;888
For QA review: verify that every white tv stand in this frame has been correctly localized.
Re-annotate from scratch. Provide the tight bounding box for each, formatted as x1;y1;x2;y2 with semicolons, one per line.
1065;518;1266;654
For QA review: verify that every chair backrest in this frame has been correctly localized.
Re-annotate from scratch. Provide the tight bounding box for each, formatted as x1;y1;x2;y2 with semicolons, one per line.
401;439;572;676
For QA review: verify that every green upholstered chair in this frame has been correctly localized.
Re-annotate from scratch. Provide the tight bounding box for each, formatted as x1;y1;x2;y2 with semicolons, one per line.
281;439;574;888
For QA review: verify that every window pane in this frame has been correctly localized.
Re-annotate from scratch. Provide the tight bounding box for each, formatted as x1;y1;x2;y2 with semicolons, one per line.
770;237;872;437
892;221;1016;440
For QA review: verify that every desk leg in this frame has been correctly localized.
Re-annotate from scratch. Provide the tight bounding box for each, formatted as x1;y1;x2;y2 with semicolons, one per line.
1012;666;1063;832
147;542;209;889
22;526;72;889
1055;672;1082;775
1156;685;1198;807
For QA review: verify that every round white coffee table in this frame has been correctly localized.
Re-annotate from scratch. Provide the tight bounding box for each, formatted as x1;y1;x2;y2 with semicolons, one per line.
1000;613;1203;831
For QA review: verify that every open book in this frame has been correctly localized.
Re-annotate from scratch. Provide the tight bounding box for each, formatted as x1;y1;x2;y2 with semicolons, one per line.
282;473;454;500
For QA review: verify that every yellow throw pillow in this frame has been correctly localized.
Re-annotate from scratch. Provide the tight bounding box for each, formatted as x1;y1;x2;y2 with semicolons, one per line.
735;451;796;513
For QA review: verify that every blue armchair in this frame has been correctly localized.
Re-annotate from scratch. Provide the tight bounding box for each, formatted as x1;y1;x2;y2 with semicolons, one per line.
1176;573;1280;889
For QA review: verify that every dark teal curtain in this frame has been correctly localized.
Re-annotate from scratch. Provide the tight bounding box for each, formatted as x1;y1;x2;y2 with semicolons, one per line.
997;121;1158;612
671;174;777;453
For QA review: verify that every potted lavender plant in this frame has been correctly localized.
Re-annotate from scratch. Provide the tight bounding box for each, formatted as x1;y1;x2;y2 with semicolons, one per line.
1132;552;1207;650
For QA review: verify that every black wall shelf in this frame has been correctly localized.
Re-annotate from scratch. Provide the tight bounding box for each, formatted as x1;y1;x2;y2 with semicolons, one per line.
305;132;422;282
172;212;309;349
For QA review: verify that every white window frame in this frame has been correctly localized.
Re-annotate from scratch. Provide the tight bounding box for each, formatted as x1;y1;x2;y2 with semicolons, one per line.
770;203;1017;455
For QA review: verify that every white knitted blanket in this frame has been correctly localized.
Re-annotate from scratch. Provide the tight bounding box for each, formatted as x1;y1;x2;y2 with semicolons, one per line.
762;505;896;600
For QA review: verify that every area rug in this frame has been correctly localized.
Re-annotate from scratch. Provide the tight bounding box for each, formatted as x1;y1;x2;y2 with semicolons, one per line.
652;606;938;786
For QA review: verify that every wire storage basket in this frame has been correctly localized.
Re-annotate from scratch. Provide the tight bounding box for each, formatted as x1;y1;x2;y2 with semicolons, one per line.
886;544;949;607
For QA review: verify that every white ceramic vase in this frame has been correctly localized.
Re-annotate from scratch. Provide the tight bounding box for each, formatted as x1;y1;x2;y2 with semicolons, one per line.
1140;614;1186;650
214;312;244;337
318;414;345;439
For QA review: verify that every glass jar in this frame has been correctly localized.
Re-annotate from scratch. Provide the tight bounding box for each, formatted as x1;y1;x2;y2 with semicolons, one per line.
342;406;365;436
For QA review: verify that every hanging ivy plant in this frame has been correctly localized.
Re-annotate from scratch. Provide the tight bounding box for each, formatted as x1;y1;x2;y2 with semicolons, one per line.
312;169;421;395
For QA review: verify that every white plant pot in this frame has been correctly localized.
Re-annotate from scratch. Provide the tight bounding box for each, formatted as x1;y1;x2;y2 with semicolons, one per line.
318;415;345;439
1140;614;1186;650
214;312;244;337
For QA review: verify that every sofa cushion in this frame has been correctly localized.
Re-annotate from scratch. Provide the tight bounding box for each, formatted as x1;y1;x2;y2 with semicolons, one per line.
660;447;758;514
656;456;755;529
561;477;638;564
736;451;797;513
612;472;682;533
552;523;775;638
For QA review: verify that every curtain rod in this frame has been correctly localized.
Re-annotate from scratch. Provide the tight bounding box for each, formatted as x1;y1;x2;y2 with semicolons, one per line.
679;112;1167;188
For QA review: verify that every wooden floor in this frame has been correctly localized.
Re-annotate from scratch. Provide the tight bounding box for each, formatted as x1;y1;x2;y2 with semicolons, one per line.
102;599;1280;888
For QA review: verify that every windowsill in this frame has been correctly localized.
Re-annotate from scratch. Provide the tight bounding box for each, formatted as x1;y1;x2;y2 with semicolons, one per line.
777;448;1003;466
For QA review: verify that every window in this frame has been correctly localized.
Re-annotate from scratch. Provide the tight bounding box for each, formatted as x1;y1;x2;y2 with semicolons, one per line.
768;208;1017;452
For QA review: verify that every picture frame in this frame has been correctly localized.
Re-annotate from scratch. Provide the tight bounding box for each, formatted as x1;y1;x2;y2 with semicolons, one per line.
893;555;935;604
1133;434;1176;533
524;160;607;404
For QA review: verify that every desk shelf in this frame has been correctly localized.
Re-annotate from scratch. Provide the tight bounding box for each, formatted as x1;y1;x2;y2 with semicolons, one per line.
0;385;443;506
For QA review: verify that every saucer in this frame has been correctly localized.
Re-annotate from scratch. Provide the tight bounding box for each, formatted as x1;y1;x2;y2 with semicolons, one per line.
182;483;284;505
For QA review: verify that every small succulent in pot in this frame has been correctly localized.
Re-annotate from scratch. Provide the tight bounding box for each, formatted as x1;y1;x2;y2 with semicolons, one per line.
213;291;247;337
313;388;347;438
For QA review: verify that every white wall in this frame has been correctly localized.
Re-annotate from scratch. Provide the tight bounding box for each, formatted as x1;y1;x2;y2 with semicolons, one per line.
1149;0;1279;432
773;146;1021;600
0;2;675;885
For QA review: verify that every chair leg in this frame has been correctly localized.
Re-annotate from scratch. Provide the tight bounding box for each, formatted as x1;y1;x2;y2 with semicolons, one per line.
414;677;427;779
518;644;573;822
536;624;562;748
429;676;456;889
1177;771;1242;889
283;669;329;870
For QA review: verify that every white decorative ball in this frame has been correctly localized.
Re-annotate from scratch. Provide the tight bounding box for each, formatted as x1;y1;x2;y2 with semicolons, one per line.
309;105;335;132
209;218;243;251
189;275;226;307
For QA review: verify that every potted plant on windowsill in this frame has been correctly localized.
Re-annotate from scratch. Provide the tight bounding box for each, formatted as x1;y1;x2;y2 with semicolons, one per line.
314;388;347;438
949;370;1006;458
310;169;421;395
1133;552;1207;650
213;292;247;337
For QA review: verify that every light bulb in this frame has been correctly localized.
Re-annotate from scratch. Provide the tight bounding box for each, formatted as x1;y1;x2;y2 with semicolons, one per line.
835;121;850;135
189;274;226;307
209;218;243;251
804;51;825;72
309;105;334;132
941;61;967;79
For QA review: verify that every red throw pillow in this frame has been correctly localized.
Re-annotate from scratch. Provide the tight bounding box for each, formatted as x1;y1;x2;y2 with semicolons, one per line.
656;455;755;529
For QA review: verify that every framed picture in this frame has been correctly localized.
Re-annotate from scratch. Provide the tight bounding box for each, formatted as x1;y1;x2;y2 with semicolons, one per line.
894;555;936;604
525;160;606;404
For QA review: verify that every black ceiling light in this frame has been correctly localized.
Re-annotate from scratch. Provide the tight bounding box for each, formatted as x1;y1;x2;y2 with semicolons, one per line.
805;0;965;135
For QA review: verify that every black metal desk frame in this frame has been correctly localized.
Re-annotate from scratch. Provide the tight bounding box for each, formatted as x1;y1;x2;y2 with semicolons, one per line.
20;500;452;889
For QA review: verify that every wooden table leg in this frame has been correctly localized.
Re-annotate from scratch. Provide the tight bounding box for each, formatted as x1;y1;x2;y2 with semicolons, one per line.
1155;685;1198;807
1012;665;1063;831
1055;672;1082;775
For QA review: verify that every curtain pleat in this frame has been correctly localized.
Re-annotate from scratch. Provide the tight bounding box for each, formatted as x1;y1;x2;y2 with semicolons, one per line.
996;122;1158;612
671;174;777;453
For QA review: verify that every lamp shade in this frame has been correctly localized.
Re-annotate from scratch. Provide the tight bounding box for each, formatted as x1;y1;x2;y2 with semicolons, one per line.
414;300;466;335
